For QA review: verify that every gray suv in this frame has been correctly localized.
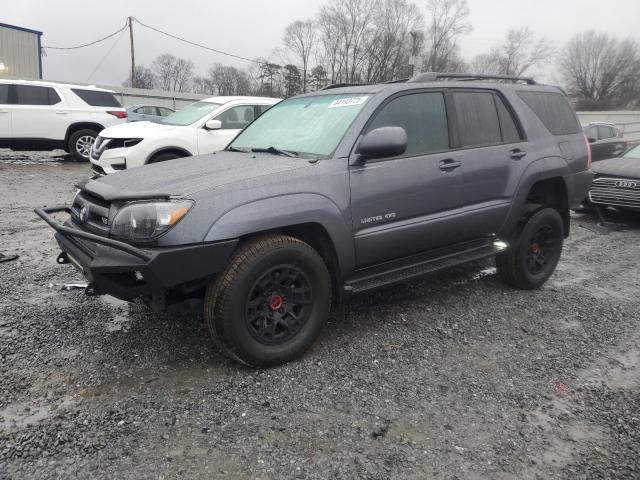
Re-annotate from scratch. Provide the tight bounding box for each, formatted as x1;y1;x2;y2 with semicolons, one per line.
37;72;593;367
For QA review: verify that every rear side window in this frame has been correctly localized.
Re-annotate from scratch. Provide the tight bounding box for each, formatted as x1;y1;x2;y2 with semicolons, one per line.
0;84;8;104
366;92;449;156
452;91;502;147
517;91;580;136
72;89;121;107
14;85;61;105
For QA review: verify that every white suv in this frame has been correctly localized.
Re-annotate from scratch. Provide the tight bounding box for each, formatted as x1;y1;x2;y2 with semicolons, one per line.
89;96;280;175
0;80;127;161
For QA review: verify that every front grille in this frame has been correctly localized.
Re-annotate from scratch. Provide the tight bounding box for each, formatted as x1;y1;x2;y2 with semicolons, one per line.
589;177;640;208
70;191;112;236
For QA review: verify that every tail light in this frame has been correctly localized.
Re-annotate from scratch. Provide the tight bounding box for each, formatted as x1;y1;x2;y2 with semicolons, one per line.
584;133;592;169
107;110;127;119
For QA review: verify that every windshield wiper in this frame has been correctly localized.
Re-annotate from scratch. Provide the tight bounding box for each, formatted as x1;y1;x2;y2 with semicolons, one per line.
226;146;251;153
251;146;298;157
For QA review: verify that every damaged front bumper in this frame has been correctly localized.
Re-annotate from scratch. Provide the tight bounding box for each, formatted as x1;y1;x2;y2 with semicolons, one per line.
35;206;237;301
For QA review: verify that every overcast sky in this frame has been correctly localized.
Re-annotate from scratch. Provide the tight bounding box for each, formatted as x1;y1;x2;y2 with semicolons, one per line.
4;0;640;86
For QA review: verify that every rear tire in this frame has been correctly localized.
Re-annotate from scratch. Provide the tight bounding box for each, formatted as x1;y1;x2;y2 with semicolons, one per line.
496;208;564;289
68;129;98;162
204;235;332;368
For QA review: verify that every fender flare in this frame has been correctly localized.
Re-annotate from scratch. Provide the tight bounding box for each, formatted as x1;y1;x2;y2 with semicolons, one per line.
204;193;355;275
499;156;570;238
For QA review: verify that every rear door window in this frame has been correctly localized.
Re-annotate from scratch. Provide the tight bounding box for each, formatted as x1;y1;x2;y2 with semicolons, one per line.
157;107;174;116
14;85;61;105
597;125;614;140
517;90;580;136
71;89;121;107
215;105;256;129
0;84;8;104
452;91;502;147
494;95;522;143
365;92;449;156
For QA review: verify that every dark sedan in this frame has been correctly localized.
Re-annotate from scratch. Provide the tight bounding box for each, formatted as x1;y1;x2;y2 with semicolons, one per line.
584;123;628;162
589;144;640;211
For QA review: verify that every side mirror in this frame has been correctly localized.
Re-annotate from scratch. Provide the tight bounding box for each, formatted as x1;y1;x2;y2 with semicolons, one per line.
204;119;222;131
587;137;596;144
358;126;407;160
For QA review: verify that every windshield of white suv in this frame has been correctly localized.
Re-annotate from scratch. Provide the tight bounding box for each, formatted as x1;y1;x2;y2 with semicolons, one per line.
229;94;371;157
160;101;222;126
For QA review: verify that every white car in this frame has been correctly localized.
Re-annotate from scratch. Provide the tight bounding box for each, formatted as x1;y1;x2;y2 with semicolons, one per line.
90;96;280;175
0;79;127;161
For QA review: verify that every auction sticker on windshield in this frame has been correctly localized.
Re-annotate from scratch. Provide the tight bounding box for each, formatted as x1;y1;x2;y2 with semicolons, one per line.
328;96;370;108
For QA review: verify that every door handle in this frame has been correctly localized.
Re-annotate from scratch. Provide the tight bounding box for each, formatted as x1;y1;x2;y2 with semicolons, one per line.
56;111;69;115
510;148;527;160
0;110;8;114
439;159;462;171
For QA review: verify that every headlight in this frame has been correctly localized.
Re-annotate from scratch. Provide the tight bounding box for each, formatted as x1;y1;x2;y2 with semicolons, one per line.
110;200;193;242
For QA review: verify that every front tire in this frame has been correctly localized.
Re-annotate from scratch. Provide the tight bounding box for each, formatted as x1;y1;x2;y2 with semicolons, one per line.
204;235;332;368
68;129;98;162
148;152;181;164
496;208;564;289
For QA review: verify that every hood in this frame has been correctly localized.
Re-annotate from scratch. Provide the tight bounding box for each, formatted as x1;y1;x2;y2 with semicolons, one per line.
100;121;182;139
80;152;312;201
592;156;640;178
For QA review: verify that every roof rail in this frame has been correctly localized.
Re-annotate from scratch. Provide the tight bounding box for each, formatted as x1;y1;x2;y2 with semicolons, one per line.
408;72;537;85
321;82;371;90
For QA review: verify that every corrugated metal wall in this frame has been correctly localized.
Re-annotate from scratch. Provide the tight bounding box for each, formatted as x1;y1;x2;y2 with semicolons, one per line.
104;86;208;110
0;26;40;79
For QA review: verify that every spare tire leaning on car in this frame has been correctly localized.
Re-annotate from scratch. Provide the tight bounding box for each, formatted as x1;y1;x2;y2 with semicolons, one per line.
68;129;98;162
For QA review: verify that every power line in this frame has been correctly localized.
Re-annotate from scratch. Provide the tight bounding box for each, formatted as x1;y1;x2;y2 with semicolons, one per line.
132;17;268;66
42;21;129;50
86;28;127;82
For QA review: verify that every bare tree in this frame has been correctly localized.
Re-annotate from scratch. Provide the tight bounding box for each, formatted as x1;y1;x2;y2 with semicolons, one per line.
152;54;194;92
559;31;640;110
122;65;156;89
364;0;424;82
423;0;471;72
283;20;316;92
318;0;375;83
473;27;553;76
211;63;253;96
192;75;216;95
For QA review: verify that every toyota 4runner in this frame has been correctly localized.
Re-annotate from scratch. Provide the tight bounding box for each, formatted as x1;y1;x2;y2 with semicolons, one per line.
37;72;594;367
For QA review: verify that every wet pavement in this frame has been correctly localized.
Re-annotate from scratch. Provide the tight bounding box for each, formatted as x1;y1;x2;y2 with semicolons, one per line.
1;150;639;479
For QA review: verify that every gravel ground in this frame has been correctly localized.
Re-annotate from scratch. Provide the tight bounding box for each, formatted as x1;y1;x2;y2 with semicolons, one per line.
1;149;639;479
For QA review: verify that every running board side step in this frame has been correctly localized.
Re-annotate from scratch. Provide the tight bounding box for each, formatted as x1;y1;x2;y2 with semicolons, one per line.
344;241;507;294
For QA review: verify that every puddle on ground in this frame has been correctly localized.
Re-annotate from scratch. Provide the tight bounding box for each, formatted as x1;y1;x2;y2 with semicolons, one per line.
0;396;75;434
100;295;132;333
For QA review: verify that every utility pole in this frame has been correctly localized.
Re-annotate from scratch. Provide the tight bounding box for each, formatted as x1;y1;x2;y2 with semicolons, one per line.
128;16;136;88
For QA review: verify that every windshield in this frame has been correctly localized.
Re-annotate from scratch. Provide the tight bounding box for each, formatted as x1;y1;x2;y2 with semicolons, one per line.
624;144;640;158
229;94;371;157
160;101;221;126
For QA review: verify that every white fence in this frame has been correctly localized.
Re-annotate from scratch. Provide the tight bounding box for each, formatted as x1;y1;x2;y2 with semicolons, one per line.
577;111;640;142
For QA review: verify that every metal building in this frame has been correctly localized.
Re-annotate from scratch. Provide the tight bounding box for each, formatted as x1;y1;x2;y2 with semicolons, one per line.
0;22;43;79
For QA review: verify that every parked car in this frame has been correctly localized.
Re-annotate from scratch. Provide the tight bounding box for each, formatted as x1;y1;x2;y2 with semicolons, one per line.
37;72;592;367
90;96;280;175
583;122;627;162
126;104;174;123
0;79;126;161
588;143;640;211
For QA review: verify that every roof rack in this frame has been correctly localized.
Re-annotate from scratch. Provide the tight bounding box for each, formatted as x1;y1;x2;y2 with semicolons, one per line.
408;72;537;85
321;82;372;90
